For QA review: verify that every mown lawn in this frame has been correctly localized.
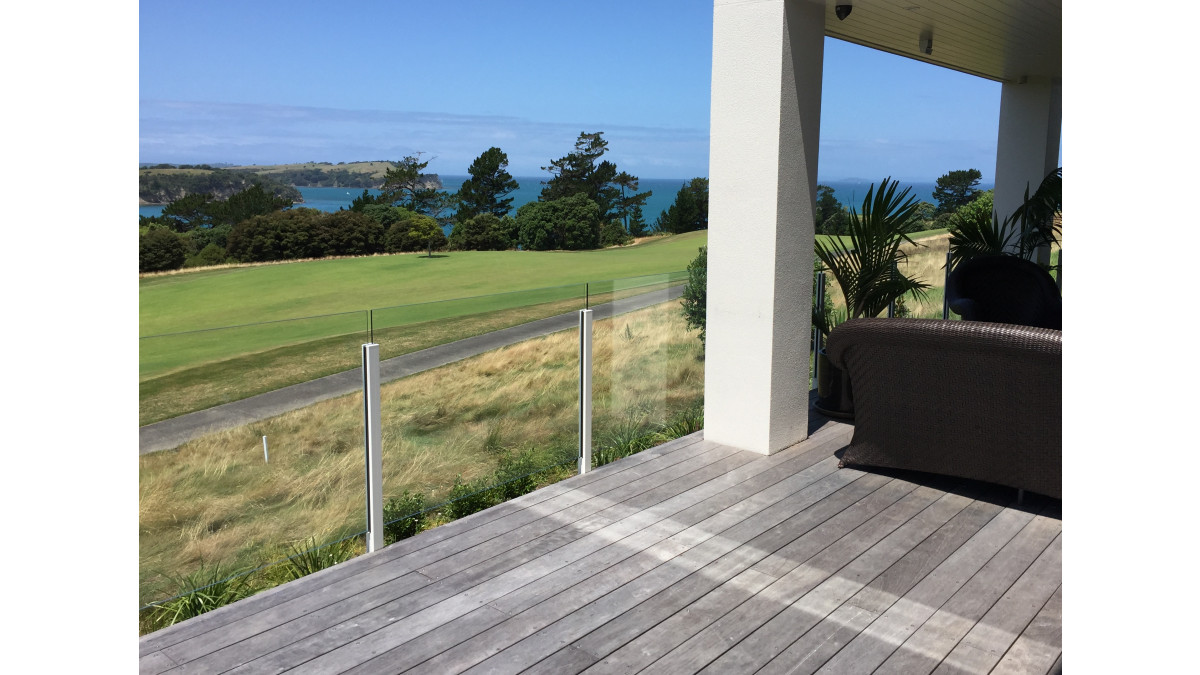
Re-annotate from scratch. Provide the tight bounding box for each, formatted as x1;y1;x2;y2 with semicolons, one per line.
140;231;708;336
140;235;704;423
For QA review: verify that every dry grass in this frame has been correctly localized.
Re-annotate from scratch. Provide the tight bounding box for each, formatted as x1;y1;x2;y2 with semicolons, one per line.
228;161;395;180
895;233;953;318
139;300;704;607
822;232;954;320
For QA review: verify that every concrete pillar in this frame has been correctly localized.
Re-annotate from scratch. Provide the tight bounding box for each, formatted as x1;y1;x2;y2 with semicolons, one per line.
994;77;1062;264
704;0;823;455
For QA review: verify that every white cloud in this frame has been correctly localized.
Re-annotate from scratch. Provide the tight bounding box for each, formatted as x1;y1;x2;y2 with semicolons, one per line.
140;100;710;178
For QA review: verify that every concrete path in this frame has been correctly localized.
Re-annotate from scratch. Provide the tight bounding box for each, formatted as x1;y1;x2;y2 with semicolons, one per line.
139;286;685;455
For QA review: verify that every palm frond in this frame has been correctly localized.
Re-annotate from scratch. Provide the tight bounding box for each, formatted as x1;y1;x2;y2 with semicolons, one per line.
1015;169;1062;255
947;207;1022;270
814;177;928;319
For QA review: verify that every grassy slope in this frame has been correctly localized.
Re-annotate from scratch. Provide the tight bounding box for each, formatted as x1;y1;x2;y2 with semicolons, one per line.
227;161;394;180
139;168;214;176
140;231;708;335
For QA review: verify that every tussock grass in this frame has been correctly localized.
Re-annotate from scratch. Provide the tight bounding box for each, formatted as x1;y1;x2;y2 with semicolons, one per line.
823;232;954;320
895;233;953;318
139;300;705;609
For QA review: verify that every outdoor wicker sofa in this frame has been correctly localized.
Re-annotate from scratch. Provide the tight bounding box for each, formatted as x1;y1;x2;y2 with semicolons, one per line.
825;318;1061;499
945;254;1062;330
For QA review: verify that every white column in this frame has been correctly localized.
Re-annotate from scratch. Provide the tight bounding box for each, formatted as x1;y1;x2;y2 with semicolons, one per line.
705;0;824;455
994;77;1062;264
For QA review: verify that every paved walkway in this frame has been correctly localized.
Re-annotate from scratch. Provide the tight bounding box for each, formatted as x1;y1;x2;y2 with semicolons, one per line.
139;286;684;455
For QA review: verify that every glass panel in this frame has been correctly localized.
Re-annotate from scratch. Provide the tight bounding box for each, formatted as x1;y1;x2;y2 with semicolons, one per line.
375;285;586;545
371;283;588;362
139;311;369;426
584;270;688;309
589;271;704;468
895;232;954;320
139;339;366;626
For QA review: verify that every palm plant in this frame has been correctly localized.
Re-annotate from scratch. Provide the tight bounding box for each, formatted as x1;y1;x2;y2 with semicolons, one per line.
814;177;930;320
947;167;1061;270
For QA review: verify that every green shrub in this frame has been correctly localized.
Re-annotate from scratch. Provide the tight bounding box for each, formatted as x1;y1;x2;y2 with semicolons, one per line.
184;242;228;268
140;227;187;272
600;220;632;247
314;210;386;257
954;189;994;224
383;491;428;543
680;246;707;344
448;213;517;251
226;208;325;262
493;450;540;501
443;475;496;520
516;194;601;250
386;213;446;253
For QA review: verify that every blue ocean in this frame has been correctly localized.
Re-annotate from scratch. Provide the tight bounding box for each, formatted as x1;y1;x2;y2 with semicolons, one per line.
139;177;990;222
139;176;695;224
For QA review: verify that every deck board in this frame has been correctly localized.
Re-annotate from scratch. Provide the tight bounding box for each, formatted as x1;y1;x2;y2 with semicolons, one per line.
931;534;1063;674
434;466;861;673
871;502;1062;674
138;432;711;660
140;421;1061;675
636;483;960;674
570;471;896;667
210;445;754;673
347;435;854;674
707;486;1011;675
766;497;1043;675
991;584;1063;675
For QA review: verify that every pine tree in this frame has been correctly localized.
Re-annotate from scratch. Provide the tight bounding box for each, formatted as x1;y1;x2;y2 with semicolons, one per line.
381;154;443;215
540;132;620;220
454;147;519;223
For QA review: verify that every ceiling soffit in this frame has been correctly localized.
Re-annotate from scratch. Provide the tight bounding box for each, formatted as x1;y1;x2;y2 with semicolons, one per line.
821;0;1062;83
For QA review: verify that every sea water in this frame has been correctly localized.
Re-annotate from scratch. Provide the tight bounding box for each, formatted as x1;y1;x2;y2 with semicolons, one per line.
139;176;694;224
139;178;992;222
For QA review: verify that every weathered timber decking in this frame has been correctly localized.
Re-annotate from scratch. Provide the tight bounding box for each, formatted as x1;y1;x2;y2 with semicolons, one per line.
139;418;1062;674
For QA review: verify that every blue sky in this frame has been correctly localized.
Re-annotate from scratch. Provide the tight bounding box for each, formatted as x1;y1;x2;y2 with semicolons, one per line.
140;0;1002;182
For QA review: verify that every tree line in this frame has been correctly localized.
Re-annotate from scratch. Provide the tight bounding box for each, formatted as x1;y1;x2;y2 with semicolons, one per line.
140;132;711;273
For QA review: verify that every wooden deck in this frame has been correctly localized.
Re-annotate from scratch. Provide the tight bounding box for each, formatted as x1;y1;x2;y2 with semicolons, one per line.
139;418;1062;674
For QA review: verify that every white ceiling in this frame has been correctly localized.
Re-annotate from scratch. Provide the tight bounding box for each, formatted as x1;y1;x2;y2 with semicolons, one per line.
822;0;1062;83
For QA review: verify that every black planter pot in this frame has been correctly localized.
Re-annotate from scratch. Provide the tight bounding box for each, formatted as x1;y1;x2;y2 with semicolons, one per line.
813;348;854;420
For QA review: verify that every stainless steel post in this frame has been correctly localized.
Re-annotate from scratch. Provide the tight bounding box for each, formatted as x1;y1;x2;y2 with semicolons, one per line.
578;310;593;474
362;343;384;552
943;250;951;319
